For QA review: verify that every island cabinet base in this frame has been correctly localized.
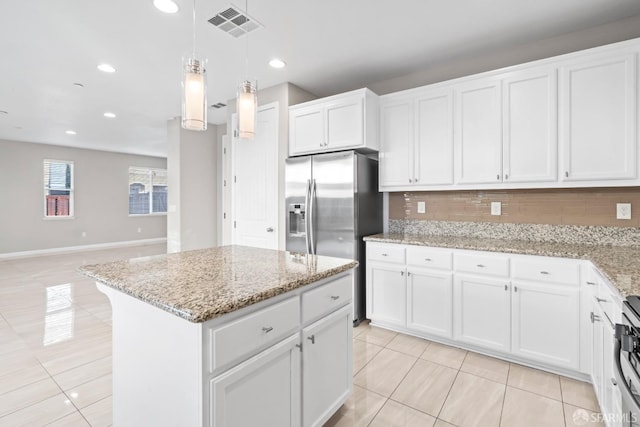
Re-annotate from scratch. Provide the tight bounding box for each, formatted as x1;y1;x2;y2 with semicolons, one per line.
97;270;354;427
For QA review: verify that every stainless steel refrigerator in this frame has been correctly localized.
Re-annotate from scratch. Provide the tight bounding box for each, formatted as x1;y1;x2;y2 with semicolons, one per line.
285;151;382;325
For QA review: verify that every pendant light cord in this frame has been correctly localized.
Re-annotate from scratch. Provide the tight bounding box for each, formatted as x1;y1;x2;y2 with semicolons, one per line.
192;0;196;57
245;0;249;79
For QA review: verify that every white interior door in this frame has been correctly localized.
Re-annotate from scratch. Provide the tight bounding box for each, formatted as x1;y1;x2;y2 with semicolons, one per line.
232;103;279;249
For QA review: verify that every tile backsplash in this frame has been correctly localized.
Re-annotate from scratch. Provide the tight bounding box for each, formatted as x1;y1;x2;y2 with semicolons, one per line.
389;188;640;227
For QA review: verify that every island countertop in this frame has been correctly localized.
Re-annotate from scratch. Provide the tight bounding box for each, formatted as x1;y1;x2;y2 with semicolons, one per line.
364;233;640;297
79;245;358;323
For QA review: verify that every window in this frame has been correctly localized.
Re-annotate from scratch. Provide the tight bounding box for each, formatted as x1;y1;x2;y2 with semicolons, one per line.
44;160;74;218
129;167;168;215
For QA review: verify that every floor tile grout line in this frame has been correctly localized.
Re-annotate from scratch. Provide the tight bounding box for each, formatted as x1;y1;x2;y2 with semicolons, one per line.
497;363;510;427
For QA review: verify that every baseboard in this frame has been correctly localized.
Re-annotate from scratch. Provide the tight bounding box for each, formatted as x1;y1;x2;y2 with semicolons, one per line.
0;238;167;261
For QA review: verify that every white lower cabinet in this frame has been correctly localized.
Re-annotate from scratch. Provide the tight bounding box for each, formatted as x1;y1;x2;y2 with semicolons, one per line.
511;281;580;369
302;305;352;427
407;268;453;338
454;274;511;352
366;262;406;327
210;334;301;427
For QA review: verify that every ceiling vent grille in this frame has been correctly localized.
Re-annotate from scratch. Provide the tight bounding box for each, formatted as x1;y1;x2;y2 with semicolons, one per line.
208;5;262;38
210;102;227;109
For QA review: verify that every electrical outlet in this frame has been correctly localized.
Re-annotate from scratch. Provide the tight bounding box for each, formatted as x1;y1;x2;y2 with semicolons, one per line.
491;202;502;216
417;201;426;214
617;203;631;220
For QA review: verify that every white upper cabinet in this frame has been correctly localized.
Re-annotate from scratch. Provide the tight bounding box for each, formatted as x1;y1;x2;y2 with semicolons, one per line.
503;67;558;183
378;38;640;191
289;88;378;157
559;52;637;181
415;89;454;185
455;78;503;184
379;98;413;187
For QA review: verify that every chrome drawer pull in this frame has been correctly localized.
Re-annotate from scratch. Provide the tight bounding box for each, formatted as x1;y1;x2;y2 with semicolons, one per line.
477;264;486;268
540;271;550;275
307;335;315;344
586;281;596;286
424;258;432;262
504;285;508;291
612;378;618;386
407;272;411;277
381;253;388;256
596;297;608;303
590;312;601;323
262;326;273;333
330;295;340;301
514;286;518;292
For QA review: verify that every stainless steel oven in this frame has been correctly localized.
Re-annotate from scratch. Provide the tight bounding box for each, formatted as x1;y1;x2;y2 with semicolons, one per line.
615;296;640;426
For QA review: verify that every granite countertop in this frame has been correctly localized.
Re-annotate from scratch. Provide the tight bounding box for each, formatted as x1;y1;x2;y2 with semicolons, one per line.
79;245;358;323
364;233;640;297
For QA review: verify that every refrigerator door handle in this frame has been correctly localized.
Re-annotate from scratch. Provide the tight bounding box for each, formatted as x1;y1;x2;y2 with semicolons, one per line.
309;179;317;255
304;179;311;254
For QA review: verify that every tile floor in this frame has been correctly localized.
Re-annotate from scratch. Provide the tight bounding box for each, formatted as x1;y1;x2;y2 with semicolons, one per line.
0;244;603;426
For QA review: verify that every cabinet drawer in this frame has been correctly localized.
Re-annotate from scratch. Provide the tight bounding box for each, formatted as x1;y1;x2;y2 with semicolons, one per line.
302;274;352;324
511;257;580;285
367;243;405;263
407;246;452;270
209;297;300;373
455;252;509;277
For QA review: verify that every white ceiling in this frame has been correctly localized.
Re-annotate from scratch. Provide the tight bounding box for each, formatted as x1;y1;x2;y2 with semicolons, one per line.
2;0;640;158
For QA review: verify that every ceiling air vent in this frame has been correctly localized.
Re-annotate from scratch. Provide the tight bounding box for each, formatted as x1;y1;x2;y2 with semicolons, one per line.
208;5;262;38
210;102;227;109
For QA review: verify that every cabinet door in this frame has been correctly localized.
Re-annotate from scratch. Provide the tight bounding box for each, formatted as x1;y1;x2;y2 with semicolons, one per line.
559;53;637;181
503;67;557;183
210;334;300;427
407;268;453;338
511;281;579;369
326;96;364;150
366;262;406;326
290;106;324;155
602;318;623;427
454;274;510;352
379;99;413;187
455;78;503;184
302;305;352;427
415;89;454;185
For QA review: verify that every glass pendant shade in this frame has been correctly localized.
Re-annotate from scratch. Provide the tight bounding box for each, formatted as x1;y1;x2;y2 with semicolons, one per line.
182;57;207;131
237;79;257;139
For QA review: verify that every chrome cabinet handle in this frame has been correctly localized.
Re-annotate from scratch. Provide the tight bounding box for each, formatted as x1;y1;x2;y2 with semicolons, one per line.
540;271;549;275
407;271;411;277
612;378;618;386
319;143;323;147
505;174;509;180
381;253;388;256
477;264;486;268
307;335;315;344
400;271;404;276
504;285;508;291
330;295;340;301
262;326;273;333
591;312;601;323
266;227;274;232
424;258;432;262
496;174;500;180
596;297;608;303
565;171;569;178
514;286;518;292
586;281;596;286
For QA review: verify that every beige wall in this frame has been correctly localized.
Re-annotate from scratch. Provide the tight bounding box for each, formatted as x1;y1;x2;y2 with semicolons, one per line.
167;120;222;253
390;188;640;227
369;14;640;95
0;139;167;254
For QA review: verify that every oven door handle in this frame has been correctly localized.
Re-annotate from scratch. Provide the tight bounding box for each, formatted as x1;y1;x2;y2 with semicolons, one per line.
614;336;640;414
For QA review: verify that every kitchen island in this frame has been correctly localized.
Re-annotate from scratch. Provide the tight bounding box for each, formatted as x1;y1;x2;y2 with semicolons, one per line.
80;245;358;427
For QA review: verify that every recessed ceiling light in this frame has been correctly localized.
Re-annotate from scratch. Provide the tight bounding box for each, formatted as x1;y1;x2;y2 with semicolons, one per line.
104;112;116;118
269;59;286;69
65;130;77;135
97;64;116;73
153;0;179;13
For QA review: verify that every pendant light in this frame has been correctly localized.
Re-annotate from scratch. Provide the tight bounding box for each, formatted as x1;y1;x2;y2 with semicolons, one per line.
181;0;207;131
236;0;257;139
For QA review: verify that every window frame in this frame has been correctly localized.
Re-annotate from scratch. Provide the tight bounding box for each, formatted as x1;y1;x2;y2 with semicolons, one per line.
128;166;168;216
43;159;75;220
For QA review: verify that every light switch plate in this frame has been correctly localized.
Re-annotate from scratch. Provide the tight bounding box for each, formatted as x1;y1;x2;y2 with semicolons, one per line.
417;201;426;214
617;203;631;220
491;202;501;216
